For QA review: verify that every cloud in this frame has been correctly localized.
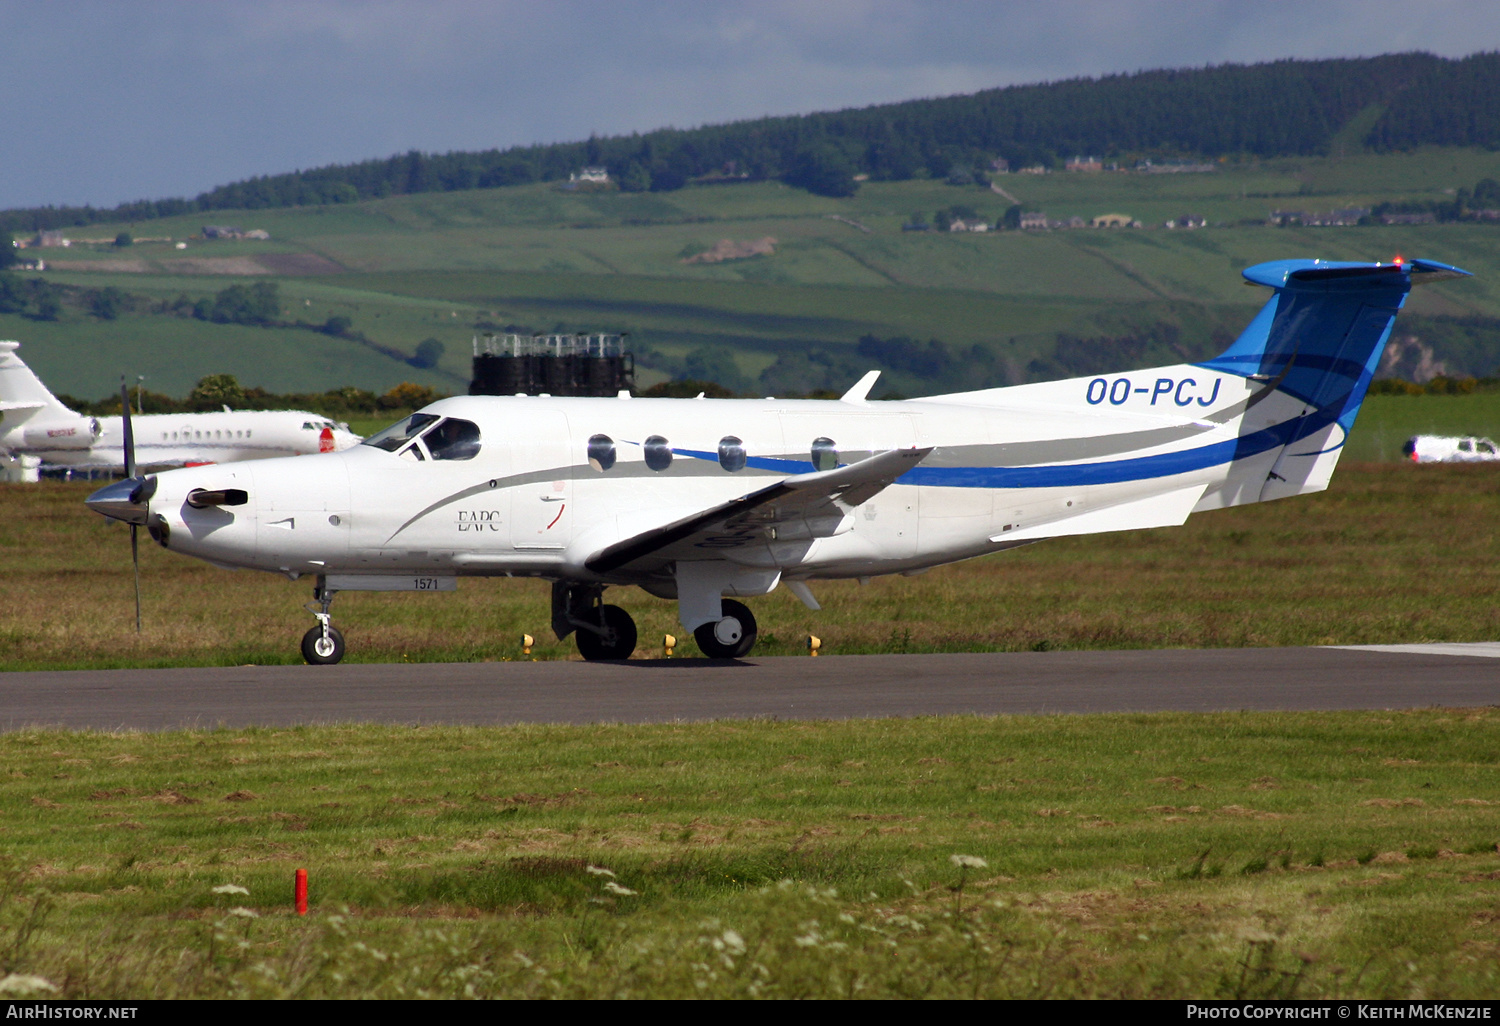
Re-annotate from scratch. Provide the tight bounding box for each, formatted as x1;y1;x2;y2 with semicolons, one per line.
0;0;1495;209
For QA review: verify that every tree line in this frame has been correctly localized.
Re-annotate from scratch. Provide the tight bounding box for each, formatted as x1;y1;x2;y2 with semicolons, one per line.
3;52;1497;234
60;375;445;419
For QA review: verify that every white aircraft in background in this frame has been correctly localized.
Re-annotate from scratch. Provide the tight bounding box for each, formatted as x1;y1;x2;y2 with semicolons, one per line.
85;258;1470;664
0;341;360;474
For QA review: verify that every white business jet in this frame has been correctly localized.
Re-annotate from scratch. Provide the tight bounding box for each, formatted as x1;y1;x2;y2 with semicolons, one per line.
0;341;361;473
85;258;1469;664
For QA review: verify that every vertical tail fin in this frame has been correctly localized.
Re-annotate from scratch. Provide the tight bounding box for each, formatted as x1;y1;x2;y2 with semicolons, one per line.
0;341;77;426
1200;259;1469;501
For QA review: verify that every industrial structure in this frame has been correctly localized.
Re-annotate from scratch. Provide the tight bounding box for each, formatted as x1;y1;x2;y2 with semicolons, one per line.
469;333;634;397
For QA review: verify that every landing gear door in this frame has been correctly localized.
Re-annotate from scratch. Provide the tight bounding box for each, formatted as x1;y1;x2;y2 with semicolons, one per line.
511;409;572;550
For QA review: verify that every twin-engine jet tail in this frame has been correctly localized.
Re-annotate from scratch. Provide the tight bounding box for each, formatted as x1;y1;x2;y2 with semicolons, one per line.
1204;258;1469;503
0;340;78;428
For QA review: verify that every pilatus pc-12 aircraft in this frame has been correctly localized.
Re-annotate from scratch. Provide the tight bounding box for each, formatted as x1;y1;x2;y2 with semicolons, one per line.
87;258;1469;664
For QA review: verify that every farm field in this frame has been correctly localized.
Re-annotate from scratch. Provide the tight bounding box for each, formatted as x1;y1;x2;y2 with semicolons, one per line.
3;460;1499;672
0;710;1495;998
10;147;1500;401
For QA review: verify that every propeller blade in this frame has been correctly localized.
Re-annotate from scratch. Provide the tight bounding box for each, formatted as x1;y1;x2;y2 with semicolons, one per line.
120;377;136;480
130;523;141;634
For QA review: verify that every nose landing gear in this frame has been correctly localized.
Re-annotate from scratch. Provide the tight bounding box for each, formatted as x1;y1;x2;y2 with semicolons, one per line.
301;583;345;664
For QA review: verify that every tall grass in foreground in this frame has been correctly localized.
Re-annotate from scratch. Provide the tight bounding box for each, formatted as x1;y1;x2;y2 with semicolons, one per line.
0;713;1496;998
2;462;1499;670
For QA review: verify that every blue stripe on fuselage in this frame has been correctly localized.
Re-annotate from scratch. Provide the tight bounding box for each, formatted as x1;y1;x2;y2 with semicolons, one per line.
674;392;1343;489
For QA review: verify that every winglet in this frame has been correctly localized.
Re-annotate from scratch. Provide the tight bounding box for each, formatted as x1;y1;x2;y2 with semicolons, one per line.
840;370;881;404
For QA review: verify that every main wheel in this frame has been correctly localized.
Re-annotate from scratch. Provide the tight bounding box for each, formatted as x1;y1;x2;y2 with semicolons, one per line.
694;599;758;659
301;624;346;665
575;604;637;661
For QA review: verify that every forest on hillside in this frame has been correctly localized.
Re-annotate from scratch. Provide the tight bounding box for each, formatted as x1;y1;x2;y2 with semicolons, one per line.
4;52;1498;235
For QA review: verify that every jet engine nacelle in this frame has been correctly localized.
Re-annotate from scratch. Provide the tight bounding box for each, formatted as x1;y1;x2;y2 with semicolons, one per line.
20;416;100;450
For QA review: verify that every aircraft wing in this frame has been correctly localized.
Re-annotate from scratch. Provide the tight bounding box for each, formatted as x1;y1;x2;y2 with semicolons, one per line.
585;446;932;574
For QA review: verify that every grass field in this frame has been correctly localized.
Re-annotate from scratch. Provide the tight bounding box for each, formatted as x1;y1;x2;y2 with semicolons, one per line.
3;460;1499;672
0;711;1496;998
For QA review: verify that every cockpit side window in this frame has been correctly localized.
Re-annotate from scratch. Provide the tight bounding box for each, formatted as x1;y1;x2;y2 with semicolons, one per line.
422;418;482;461
363;413;440;452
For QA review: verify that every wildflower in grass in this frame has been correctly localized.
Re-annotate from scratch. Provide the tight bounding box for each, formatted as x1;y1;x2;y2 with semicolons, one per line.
212;883;250;895
949;854;988;869
603;881;637;896
585;865;616;878
0;974;58;997
228;906;258;919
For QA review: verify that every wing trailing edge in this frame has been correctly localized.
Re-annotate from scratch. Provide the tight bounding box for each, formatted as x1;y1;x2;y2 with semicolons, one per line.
585;446;931;575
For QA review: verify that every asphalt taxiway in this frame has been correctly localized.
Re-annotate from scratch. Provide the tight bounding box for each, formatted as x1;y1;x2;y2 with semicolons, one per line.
0;644;1495;732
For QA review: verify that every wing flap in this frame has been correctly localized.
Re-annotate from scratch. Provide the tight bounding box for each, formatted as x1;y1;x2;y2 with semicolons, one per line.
586;446;930;574
992;482;1207;543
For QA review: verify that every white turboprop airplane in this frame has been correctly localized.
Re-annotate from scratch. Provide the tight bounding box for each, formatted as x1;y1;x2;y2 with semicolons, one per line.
85;258;1469;664
0;341;361;472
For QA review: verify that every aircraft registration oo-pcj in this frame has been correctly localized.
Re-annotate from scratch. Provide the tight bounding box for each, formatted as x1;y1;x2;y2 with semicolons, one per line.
86;257;1470;665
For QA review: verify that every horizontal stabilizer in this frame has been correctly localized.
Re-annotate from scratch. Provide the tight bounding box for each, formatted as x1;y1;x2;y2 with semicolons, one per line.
587;446;930;574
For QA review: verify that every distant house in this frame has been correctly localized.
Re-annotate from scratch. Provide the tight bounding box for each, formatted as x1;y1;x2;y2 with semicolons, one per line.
1019;211;1048;230
1065;216;1087;229
1136;160;1217;174
1166;214;1207;229
33;230;68;248
202;225;243;239
1018;164;1049;175
989;157;1010;173
1381;211;1436;225
948;219;991;233
1306;208;1370;226
1091;213;1137;228
1065;155;1103;173
244;229;271;240
570;166;610;183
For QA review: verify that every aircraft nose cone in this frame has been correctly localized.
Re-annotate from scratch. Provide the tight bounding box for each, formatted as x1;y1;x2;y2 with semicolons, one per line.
85;476;152;525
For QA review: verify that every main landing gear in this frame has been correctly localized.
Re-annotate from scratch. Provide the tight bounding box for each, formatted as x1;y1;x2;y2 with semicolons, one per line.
301;584;345;665
693;598;757;659
553;582;637;661
552;583;759;661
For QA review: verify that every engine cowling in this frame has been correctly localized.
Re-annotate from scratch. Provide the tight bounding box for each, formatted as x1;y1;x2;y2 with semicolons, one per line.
20;416;100;451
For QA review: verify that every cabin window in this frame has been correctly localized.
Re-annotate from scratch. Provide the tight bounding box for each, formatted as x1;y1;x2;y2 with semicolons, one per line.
811;437;838;472
1481;441;1497;454
644;435;672;471
422;418;481;461
718;435;746;472
363;413;440;452
1459;439;1474;452
587;433;616;471
245;430;251;439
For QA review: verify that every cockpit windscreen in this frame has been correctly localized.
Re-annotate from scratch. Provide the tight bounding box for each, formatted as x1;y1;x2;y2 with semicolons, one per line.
362;413;440;452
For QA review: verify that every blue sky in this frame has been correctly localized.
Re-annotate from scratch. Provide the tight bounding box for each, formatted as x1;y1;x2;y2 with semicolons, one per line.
2;0;1497;210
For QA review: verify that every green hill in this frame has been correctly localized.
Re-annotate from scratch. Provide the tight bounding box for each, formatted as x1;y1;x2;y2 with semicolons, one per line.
5;146;1500;416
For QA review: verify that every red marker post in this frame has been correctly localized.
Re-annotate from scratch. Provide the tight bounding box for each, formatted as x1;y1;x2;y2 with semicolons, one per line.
295;868;308;916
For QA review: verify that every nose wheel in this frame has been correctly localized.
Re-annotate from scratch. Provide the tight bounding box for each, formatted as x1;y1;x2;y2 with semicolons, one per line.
694;599;758;659
301;624;346;664
301;582;345;665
